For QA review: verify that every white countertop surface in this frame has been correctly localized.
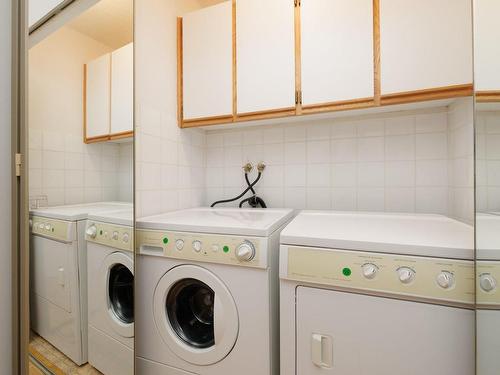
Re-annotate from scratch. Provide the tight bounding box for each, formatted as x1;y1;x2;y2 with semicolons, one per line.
87;208;133;227
138;207;295;237
30;202;132;221
476;213;500;260
281;211;474;260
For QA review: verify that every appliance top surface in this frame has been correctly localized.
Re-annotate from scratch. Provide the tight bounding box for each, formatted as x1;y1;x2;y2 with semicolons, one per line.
30;202;132;221
137;207;295;236
87;208;133;227
476;213;500;260
281;211;474;260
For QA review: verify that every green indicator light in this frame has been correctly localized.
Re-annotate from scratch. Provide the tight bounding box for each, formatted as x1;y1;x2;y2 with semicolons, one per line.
342;267;352;277
223;246;229;253
163;237;169;244
100;230;103;235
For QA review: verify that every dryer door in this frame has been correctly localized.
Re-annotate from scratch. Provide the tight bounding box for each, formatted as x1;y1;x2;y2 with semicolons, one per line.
102;252;134;338
153;265;239;366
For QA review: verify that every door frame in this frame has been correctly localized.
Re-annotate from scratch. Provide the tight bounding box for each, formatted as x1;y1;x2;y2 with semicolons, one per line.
12;0;29;374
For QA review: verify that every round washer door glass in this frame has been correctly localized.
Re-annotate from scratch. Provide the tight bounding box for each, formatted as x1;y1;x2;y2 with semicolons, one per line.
101;252;134;338
154;265;239;366
109;263;134;324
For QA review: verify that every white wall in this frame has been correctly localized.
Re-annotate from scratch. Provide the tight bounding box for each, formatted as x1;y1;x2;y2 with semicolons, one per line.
29;26;133;206
477;110;500;212
135;0;207;218
205;101;475;223
0;0;12;373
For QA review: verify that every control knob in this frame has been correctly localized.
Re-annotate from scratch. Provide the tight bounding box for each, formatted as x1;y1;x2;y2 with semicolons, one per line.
480;274;497;292
192;240;202;253
235;241;255;262
86;224;97;239
397;267;415;284
361;263;378;279
436;271;455;289
122;233;130;243
112;231;119;240
176;239;185;251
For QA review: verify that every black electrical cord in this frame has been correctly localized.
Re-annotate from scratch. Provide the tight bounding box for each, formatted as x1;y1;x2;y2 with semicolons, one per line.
211;172;263;207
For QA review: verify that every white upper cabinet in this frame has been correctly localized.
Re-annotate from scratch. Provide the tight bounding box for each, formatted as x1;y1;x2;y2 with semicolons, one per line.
380;0;473;95
29;0;66;27
301;0;374;106
236;0;296;114
111;43;134;134
474;0;500;91
183;2;233;120
86;53;111;140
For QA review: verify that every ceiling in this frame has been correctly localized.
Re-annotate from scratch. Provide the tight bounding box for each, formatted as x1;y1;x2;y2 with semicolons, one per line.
67;0;133;50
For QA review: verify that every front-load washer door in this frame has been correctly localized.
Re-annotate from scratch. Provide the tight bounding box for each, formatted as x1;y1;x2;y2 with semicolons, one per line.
153;265;239;366
102;252;134;338
296;286;474;375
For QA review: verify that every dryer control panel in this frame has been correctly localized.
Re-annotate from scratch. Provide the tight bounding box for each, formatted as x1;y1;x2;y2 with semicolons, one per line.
86;221;133;252
136;229;268;269
281;246;474;307
30;216;75;243
477;260;500;308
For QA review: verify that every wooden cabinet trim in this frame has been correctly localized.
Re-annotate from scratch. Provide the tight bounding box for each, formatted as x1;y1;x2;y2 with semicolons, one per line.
177;17;184;127
83;63;88;143
294;0;302;115
109;131;134;141
232;0;237;119
380;84;473;106
373;0;381;105
302;97;375;114
476;91;500;103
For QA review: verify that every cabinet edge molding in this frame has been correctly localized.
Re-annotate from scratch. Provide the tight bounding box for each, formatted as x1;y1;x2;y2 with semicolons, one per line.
380;84;473;106
476;91;500;103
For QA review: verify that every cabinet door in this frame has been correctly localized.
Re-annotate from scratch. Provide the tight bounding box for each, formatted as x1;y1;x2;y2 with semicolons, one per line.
236;0;295;114
29;0;65;27
301;0;374;106
474;0;500;91
111;43;133;135
86;53;111;140
380;0;473;95
183;2;233;120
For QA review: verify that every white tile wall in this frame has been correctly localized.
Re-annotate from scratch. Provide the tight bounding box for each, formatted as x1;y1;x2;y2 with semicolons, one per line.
135;0;207;218
29;128;133;206
476;110;500;212
204;103;474;223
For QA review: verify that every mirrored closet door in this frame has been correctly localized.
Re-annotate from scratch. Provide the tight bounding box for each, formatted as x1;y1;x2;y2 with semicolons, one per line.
475;1;500;374
26;0;134;374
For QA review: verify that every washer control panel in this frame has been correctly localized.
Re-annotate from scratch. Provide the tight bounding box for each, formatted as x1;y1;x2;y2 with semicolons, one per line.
137;229;267;269
31;216;75;242
86;221;133;252
476;261;500;307
283;246;474;306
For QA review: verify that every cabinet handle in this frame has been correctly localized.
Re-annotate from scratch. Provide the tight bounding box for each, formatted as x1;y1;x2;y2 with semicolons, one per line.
311;333;333;368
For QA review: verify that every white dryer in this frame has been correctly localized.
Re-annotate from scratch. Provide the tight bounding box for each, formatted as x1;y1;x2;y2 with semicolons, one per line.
135;208;294;375
85;209;134;375
476;213;500;375
279;211;475;375
30;202;132;365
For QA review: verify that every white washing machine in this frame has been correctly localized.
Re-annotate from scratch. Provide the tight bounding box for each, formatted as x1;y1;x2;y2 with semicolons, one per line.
135;207;294;375
85;209;134;375
476;213;500;375
30;202;132;365
279;211;475;375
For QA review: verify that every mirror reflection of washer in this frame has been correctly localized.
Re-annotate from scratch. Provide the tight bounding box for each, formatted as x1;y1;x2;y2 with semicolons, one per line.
86;209;134;375
136;208;294;375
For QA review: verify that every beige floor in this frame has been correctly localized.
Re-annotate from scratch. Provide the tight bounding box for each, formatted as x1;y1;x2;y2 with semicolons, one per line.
30;332;102;375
